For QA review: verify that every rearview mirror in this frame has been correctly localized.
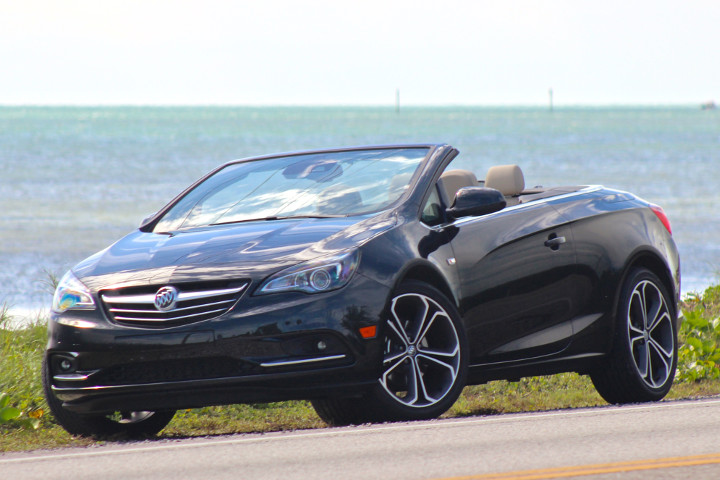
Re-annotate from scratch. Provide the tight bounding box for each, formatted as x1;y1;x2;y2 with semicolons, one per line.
446;187;506;219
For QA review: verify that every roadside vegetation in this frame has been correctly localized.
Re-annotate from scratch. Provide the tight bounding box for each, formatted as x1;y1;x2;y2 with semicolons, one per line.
676;284;720;381
2;283;720;453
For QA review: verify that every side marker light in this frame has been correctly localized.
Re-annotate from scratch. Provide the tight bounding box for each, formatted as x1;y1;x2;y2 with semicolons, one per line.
359;326;377;339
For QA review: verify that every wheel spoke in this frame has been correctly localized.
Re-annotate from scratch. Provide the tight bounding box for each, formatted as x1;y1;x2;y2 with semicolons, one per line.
384;349;406;365
381;356;417;404
645;295;663;332
629;323;645;335
387;315;410;347
417;353;457;375
418;344;459;359
634;342;649;378
382;356;407;380
409;296;431;344
642;282;655;330
405;358;420;405
649;311;671;336
413;357;436;404
416;311;442;348
631;289;647;330
629;335;644;349
648;340;671;387
649;335;673;359
629;290;646;333
646;342;655;384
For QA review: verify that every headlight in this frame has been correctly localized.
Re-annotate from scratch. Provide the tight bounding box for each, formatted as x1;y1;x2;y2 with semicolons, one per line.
52;271;96;313
257;250;360;295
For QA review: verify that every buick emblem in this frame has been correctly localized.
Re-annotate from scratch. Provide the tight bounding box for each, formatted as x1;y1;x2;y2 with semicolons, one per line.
154;286;179;311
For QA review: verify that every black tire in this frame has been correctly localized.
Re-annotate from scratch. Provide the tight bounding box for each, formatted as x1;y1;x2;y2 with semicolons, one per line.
314;280;468;425
311;396;373;426
43;357;175;438
590;268;677;404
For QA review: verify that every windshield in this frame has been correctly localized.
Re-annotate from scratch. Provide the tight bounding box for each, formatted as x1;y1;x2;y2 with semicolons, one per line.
153;147;429;232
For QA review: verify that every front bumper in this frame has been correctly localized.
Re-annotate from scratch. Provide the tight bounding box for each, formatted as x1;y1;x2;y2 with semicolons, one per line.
52;363;378;414
47;273;389;414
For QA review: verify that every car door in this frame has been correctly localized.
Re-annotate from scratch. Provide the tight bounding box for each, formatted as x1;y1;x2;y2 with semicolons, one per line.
448;201;587;365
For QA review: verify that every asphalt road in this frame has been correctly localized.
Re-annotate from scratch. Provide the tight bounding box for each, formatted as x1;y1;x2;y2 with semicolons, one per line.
3;397;720;480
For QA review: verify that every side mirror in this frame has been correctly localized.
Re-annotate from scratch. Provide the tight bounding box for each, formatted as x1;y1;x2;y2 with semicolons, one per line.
446;187;506;219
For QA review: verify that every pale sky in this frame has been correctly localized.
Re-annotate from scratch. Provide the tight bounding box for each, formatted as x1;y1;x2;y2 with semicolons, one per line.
1;0;718;106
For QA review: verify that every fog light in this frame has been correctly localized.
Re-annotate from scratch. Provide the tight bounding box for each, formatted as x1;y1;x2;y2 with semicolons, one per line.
317;341;327;351
53;354;78;374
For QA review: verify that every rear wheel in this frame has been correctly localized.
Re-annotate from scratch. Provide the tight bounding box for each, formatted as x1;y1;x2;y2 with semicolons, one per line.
313;281;468;425
591;268;677;404
43;357;175;438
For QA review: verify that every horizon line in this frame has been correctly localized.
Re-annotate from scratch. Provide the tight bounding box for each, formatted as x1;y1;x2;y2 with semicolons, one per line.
0;102;712;109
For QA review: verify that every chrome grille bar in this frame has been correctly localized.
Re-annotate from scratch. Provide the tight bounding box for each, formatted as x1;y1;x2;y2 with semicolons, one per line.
113;308;228;322
101;286;246;305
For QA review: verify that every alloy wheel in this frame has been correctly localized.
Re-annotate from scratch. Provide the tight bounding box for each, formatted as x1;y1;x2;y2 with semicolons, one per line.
380;292;461;408
627;280;674;389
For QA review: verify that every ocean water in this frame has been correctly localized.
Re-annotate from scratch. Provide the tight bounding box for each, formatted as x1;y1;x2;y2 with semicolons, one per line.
1;106;718;321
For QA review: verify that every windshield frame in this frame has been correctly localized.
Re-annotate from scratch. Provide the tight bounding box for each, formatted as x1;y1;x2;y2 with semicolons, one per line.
143;145;440;233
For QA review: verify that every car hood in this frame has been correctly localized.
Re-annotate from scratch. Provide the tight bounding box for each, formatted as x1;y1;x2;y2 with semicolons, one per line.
74;214;396;290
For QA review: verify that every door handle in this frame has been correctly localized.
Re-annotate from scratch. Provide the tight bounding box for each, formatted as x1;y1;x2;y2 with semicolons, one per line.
544;236;566;249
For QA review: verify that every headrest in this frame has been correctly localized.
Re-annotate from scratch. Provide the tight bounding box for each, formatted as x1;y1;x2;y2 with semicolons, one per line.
437;169;478;204
485;165;525;196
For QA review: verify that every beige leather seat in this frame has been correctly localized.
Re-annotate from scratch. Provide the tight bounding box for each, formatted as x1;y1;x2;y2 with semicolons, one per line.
437;169;478;206
485;165;525;206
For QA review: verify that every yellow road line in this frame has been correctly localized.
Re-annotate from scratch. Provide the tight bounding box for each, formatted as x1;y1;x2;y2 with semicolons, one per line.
434;452;720;480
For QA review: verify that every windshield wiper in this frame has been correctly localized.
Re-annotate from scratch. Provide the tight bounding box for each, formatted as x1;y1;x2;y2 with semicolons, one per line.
210;214;345;226
275;214;346;220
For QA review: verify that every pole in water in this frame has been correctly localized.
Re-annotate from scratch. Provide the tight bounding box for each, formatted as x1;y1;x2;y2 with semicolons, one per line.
395;88;400;114
548;88;554;112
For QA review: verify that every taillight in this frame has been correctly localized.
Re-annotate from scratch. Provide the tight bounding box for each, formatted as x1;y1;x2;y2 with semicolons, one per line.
649;204;672;235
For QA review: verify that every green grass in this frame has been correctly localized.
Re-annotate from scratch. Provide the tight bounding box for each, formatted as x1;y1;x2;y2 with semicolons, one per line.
0;309;47;431
3;283;720;453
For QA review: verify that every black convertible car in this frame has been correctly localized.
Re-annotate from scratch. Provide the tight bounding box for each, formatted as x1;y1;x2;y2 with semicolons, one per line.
45;144;681;436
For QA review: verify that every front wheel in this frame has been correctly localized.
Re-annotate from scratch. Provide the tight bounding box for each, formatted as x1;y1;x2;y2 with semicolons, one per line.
313;281;468;425
590;268;678;404
42;357;175;438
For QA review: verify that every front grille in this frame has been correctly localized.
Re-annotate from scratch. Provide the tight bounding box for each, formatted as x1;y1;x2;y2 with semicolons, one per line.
101;280;248;327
